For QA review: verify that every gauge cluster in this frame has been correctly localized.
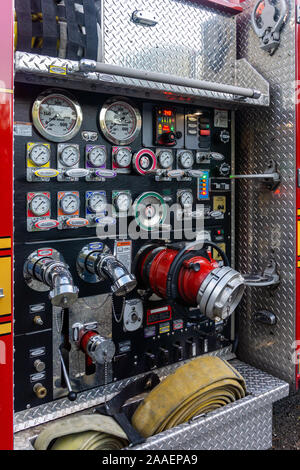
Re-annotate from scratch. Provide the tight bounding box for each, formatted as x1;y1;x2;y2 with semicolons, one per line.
14;83;234;411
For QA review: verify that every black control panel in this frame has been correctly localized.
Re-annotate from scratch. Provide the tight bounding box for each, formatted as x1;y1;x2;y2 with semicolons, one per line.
14;83;233;411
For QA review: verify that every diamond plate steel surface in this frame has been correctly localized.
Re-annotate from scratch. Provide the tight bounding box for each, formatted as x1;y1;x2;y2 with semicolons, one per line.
13;360;289;450
102;0;236;84
236;0;296;386
14;347;235;432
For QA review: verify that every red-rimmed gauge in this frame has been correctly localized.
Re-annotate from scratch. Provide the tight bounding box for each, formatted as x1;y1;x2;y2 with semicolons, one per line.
132;149;157;175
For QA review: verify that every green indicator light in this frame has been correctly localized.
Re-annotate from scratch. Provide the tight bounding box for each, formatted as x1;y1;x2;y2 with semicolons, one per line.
206;125;210;129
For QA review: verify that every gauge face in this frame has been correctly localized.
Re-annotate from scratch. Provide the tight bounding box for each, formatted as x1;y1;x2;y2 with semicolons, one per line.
60;145;80;167
60;193;80;215
180;191;193;208
29;144;51;167
100;98;142;145
158;150;173;169
88;147;106;168
32;90;83;142
30;194;50;217
134;192;167;230
115;193;131;212
88;193;107;213
139;155;152;170
179;151;194;169
115;148;132;168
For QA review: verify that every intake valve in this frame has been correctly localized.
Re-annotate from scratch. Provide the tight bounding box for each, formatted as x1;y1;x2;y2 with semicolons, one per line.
133;242;245;321
77;244;137;296
24;249;79;308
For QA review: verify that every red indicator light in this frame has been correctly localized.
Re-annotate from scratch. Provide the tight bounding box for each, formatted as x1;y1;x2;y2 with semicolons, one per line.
162;125;171;132
163;110;173;116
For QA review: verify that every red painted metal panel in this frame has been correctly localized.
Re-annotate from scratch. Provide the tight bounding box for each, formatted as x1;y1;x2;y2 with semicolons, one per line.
296;1;300;389
190;0;244;14
0;0;14;451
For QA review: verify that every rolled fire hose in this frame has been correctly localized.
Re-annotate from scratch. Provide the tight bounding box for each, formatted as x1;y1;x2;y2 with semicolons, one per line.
34;415;128;451
132;356;246;438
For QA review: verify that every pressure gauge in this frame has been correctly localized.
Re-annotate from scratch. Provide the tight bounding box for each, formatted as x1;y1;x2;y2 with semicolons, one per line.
60;193;80;215
32;89;83;142
158;150;174;169
29;144;51;167
29;194;50;217
88;147;106;168
178;151;194;169
88;192;107;213
114;148;132;168
133;149;157;175
179;191;193;208
114;193;132;212
60;145;80;167
100;98;142;145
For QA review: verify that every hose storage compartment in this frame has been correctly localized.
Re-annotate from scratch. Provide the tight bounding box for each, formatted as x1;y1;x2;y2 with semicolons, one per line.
132;356;246;438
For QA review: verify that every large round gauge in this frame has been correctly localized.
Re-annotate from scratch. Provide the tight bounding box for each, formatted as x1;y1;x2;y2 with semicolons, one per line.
60;193;80;215
178;151;194;169
32;89;83;142
100;98;142;145
88;147;106;168
134;192;167;231
114;148;132;168
114;193;132;212
158;150;174;169
60;145;80;167
88;192;107;213
29;144;51;167
29;194;50;217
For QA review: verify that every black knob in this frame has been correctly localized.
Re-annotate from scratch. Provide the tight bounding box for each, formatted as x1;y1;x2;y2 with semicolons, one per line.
68;391;78;401
158;131;181;147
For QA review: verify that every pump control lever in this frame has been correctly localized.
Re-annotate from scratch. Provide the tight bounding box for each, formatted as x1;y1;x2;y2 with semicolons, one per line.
58;349;77;402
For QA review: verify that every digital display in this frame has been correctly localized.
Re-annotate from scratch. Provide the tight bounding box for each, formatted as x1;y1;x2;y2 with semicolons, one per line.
155;107;176;143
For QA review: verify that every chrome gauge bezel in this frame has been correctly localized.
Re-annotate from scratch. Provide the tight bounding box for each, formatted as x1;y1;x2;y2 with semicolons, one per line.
32;89;83;142
29;194;51;217
59;145;80;168
99;97;142;145
60;193;80;215
88;192;107;214
29;144;51;167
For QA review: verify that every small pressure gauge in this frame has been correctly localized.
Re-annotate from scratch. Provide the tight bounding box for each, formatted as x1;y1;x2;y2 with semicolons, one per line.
60;193;80;215
29;194;50;217
60;145;80;167
179;191;193;208
114;148;132;168
29;144;51;167
178;151;194;169
158;150;174;169
88;192;107;213
88;146;106;168
114;193;132;212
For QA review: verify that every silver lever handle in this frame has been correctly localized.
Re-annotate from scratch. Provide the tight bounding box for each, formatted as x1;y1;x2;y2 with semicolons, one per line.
0;289;4;299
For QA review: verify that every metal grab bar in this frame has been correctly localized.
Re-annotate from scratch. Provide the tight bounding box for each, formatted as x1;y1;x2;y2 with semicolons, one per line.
78;59;261;99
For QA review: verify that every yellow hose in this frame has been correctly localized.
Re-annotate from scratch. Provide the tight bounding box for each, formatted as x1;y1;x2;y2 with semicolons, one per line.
132;356;246;438
34;415;128;451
